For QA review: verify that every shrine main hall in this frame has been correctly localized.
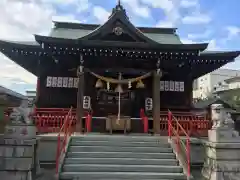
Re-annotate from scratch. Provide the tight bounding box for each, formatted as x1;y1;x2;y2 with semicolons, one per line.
0;2;239;134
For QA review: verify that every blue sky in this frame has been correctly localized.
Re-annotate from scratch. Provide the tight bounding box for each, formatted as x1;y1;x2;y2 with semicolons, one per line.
0;0;239;94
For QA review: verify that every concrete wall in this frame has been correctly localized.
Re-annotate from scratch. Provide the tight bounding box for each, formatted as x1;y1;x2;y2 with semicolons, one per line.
38;135;63;164
173;137;206;165
189;138;206;165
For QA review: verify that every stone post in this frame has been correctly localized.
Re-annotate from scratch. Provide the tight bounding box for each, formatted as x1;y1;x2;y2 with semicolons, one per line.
0;101;41;180
202;103;240;180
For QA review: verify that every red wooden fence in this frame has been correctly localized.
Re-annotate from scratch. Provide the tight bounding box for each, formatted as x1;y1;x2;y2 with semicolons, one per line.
4;107;211;136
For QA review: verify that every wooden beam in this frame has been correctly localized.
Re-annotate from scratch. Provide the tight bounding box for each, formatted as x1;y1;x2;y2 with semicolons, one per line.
86;68;149;75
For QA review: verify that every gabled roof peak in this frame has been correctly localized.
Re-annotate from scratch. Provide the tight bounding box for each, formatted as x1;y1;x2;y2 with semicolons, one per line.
110;0;127;18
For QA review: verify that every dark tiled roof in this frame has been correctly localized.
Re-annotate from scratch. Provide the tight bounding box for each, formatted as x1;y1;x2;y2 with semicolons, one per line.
0;86;27;100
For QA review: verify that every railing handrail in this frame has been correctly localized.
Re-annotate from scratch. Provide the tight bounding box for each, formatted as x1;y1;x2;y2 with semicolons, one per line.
172;115;189;137
55;107;73;175
162;110;207;119
168;110;190;137
168;109;191;178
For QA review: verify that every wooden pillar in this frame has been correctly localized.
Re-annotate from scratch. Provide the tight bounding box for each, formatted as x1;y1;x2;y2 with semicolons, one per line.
76;56;84;133
35;59;41;107
152;71;161;134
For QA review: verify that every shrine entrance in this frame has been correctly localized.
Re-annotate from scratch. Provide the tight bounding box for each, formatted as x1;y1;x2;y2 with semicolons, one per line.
81;71;151;133
96;89;133;117
96;89;133;133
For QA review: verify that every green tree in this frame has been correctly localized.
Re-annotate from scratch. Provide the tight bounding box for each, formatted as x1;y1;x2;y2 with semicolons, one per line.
215;88;240;110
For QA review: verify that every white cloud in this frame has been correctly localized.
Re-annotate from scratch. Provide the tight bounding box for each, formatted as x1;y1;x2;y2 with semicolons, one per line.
225;26;240;40
53;15;82;23
226;26;240;36
180;0;198;8
187;30;212;40
0;0;83;92
141;0;180;27
92;6;110;24
181;38;221;51
207;39;221;51
181;38;198;44
42;0;91;12
182;13;211;24
156;21;175;28
121;0;151;18
220;26;240;44
141;0;174;12
180;0;211;25
0;55;36;84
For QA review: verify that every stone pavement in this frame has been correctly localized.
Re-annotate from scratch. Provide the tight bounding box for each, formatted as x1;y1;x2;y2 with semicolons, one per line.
36;169;55;180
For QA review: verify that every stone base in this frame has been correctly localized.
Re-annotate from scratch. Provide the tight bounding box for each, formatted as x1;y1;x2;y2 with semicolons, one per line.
0;171;33;180
208;128;240;143
203;169;240;180
202;140;240;180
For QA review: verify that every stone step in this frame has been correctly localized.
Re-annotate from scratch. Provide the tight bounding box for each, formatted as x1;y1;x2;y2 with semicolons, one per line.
71;135;168;143
67;152;176;159
59;172;186;180
64;157;178;165
69;145;172;153
71;140;169;147
62;179;176;180
63;164;183;173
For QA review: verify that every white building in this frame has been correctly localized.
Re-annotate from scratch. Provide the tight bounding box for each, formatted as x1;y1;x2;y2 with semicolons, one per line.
213;76;240;92
193;69;240;99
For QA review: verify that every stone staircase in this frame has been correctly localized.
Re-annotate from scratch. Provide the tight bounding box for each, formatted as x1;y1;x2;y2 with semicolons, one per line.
59;135;187;180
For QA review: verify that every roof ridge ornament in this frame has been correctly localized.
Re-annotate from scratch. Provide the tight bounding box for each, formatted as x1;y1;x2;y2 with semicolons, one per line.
109;0;127;18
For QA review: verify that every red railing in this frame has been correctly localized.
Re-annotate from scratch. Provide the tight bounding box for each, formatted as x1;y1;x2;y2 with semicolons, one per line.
34;108;76;133
55;107;74;174
160;111;211;136
168;110;191;178
4;107;211;136
32;108;93;133
85;112;92;133
140;108;148;133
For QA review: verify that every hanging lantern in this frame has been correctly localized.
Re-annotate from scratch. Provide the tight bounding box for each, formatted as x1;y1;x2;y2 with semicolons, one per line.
128;81;132;89
136;79;145;88
115;84;123;93
95;79;103;88
107;82;110;91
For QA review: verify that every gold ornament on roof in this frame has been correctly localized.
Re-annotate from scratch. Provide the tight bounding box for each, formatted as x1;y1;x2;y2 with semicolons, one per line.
128;81;132;89
107;82;110;91
115;84;123;93
136;80;145;88
113;26;123;36
95;79;103;88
